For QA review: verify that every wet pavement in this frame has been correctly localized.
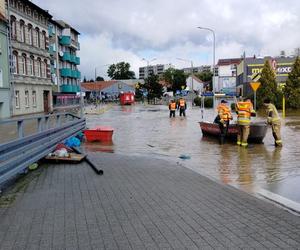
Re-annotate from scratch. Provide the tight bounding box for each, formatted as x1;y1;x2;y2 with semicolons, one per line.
85;103;300;210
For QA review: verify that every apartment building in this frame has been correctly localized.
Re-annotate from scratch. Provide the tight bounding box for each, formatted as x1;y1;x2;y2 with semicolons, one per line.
139;64;172;79
8;0;53;115
0;2;10;118
48;20;81;108
181;65;211;74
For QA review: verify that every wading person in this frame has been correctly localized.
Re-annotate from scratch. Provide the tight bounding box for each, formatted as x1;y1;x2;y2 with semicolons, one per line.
236;98;256;147
177;97;187;117
216;100;232;144
169;99;176;118
263;98;282;147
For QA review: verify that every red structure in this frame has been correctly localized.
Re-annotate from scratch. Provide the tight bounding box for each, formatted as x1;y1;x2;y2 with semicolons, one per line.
84;126;114;142
120;92;135;105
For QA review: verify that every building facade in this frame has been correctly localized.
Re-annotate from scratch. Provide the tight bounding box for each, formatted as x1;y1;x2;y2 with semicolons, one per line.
48;20;80;108
8;0;53;116
215;58;241;95
0;3;10;118
236;56;296;97
181;65;211;75
139;64;173;79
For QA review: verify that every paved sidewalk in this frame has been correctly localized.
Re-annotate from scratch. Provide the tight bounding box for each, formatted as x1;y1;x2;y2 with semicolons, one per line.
0;153;300;249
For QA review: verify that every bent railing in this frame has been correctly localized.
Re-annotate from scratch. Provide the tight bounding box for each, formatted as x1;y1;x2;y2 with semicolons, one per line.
0;113;86;186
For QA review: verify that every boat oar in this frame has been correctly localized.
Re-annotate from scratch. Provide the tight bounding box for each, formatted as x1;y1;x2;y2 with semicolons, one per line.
72;147;103;175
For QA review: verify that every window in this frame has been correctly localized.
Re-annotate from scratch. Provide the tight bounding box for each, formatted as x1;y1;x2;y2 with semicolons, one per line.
37;58;41;77
35;27;40;47
10;16;17;40
20;54;27;75
20;20;25;42
29;56;34;76
15;90;20;108
32;90;36;106
43;59;47;78
28;24;33;45
41;31;46;50
12;51;18;74
25;90;29;107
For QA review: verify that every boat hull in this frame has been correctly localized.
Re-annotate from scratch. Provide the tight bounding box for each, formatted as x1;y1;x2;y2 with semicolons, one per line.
199;122;267;143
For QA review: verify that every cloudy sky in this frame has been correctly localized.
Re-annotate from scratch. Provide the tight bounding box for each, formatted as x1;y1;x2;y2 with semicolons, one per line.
33;0;300;79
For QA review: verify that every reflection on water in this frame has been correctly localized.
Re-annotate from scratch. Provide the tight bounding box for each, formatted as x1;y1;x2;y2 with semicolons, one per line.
84;104;300;199
84;141;114;153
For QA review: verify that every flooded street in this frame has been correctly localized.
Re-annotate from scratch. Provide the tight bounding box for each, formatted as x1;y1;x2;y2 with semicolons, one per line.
85;103;300;208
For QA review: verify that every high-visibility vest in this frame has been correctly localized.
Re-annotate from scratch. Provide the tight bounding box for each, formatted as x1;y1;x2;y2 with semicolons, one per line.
236;101;253;125
170;102;176;110
266;103;280;124
179;99;185;107
217;104;232;121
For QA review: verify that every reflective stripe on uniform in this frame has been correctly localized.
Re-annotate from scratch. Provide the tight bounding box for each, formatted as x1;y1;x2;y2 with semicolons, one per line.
241;142;248;147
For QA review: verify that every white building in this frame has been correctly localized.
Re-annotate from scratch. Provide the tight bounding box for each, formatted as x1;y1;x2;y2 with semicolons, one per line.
139;64;173;79
185;75;204;92
8;0;53;115
215;58;241;94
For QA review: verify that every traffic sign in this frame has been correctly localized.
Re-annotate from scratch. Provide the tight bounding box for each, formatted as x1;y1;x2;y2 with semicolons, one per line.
250;82;261;91
251;72;261;82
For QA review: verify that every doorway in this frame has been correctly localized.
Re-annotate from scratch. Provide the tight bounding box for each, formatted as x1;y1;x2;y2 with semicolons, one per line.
43;91;49;113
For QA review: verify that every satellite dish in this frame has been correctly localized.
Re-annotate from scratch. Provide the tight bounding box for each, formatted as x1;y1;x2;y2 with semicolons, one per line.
59;51;64;57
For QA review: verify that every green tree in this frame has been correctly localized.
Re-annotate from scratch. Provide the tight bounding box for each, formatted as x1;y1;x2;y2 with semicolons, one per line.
195;70;213;91
96;76;104;81
162;68;186;92
257;60;278;108
144;74;163;99
83;76;87;82
107;62;136;79
283;57;300;108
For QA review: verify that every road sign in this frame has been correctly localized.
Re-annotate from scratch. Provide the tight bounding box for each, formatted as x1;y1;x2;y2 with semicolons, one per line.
250;82;261;91
251;72;261;82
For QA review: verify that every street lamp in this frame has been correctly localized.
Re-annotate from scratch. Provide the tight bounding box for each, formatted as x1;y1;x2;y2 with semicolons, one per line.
177;57;194;92
142;58;156;78
197;26;216;94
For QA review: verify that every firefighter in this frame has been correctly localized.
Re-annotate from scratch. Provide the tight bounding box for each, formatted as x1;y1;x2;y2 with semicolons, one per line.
177;97;187;117
263;98;282;146
216;100;233;144
169;99;176;118
236;99;256;147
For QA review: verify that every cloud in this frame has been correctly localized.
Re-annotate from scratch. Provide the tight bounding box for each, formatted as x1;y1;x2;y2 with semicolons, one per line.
33;0;300;79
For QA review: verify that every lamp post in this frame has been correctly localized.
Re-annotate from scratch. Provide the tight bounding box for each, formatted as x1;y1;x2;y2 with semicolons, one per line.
177;57;194;92
142;58;156;78
197;26;216;94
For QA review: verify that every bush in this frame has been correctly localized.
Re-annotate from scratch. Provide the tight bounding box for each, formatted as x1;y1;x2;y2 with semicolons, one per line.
193;96;201;106
204;97;213;108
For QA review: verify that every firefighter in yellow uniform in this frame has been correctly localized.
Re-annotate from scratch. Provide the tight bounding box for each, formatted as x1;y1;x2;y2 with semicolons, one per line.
177;98;187;117
169;99;176;118
216;100;233;144
236;99;256;147
263;98;282;147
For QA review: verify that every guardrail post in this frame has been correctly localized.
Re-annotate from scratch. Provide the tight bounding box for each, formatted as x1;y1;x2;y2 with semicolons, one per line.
37;118;43;132
17;120;24;138
56;114;61;127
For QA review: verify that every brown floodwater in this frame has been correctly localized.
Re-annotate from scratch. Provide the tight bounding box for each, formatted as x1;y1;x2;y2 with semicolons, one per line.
85;103;300;206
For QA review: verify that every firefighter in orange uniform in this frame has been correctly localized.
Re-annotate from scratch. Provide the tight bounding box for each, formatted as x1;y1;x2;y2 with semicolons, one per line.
169;99;176;118
177;98;187;117
216;100;233;144
236;99;256;147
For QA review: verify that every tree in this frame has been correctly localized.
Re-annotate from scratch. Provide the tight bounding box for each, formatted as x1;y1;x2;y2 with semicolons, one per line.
144;74;163;99
96;76;104;81
256;60;278;108
195;70;213;91
283;56;300;109
107;62;136;79
83;76;87;82
162;68;186;92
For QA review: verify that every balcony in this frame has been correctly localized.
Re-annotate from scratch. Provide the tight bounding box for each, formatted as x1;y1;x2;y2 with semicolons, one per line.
62;52;71;62
48;26;55;37
49;44;55;56
60;68;72;78
74;57;80;65
59;36;71;46
60;84;74;93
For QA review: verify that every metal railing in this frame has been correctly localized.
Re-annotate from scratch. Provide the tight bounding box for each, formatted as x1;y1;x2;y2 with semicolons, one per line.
0;113;86;186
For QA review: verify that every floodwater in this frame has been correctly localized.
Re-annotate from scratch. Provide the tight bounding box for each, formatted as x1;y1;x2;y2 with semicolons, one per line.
85;103;300;208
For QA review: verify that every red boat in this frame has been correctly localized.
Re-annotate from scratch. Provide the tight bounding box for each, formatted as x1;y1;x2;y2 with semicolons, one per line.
84;126;114;142
120;92;135;105
199;121;267;143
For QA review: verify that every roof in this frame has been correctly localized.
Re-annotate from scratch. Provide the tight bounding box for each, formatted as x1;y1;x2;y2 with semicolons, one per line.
191;75;204;83
20;0;52;18
81;81;119;91
53;20;80;35
217;58;242;66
